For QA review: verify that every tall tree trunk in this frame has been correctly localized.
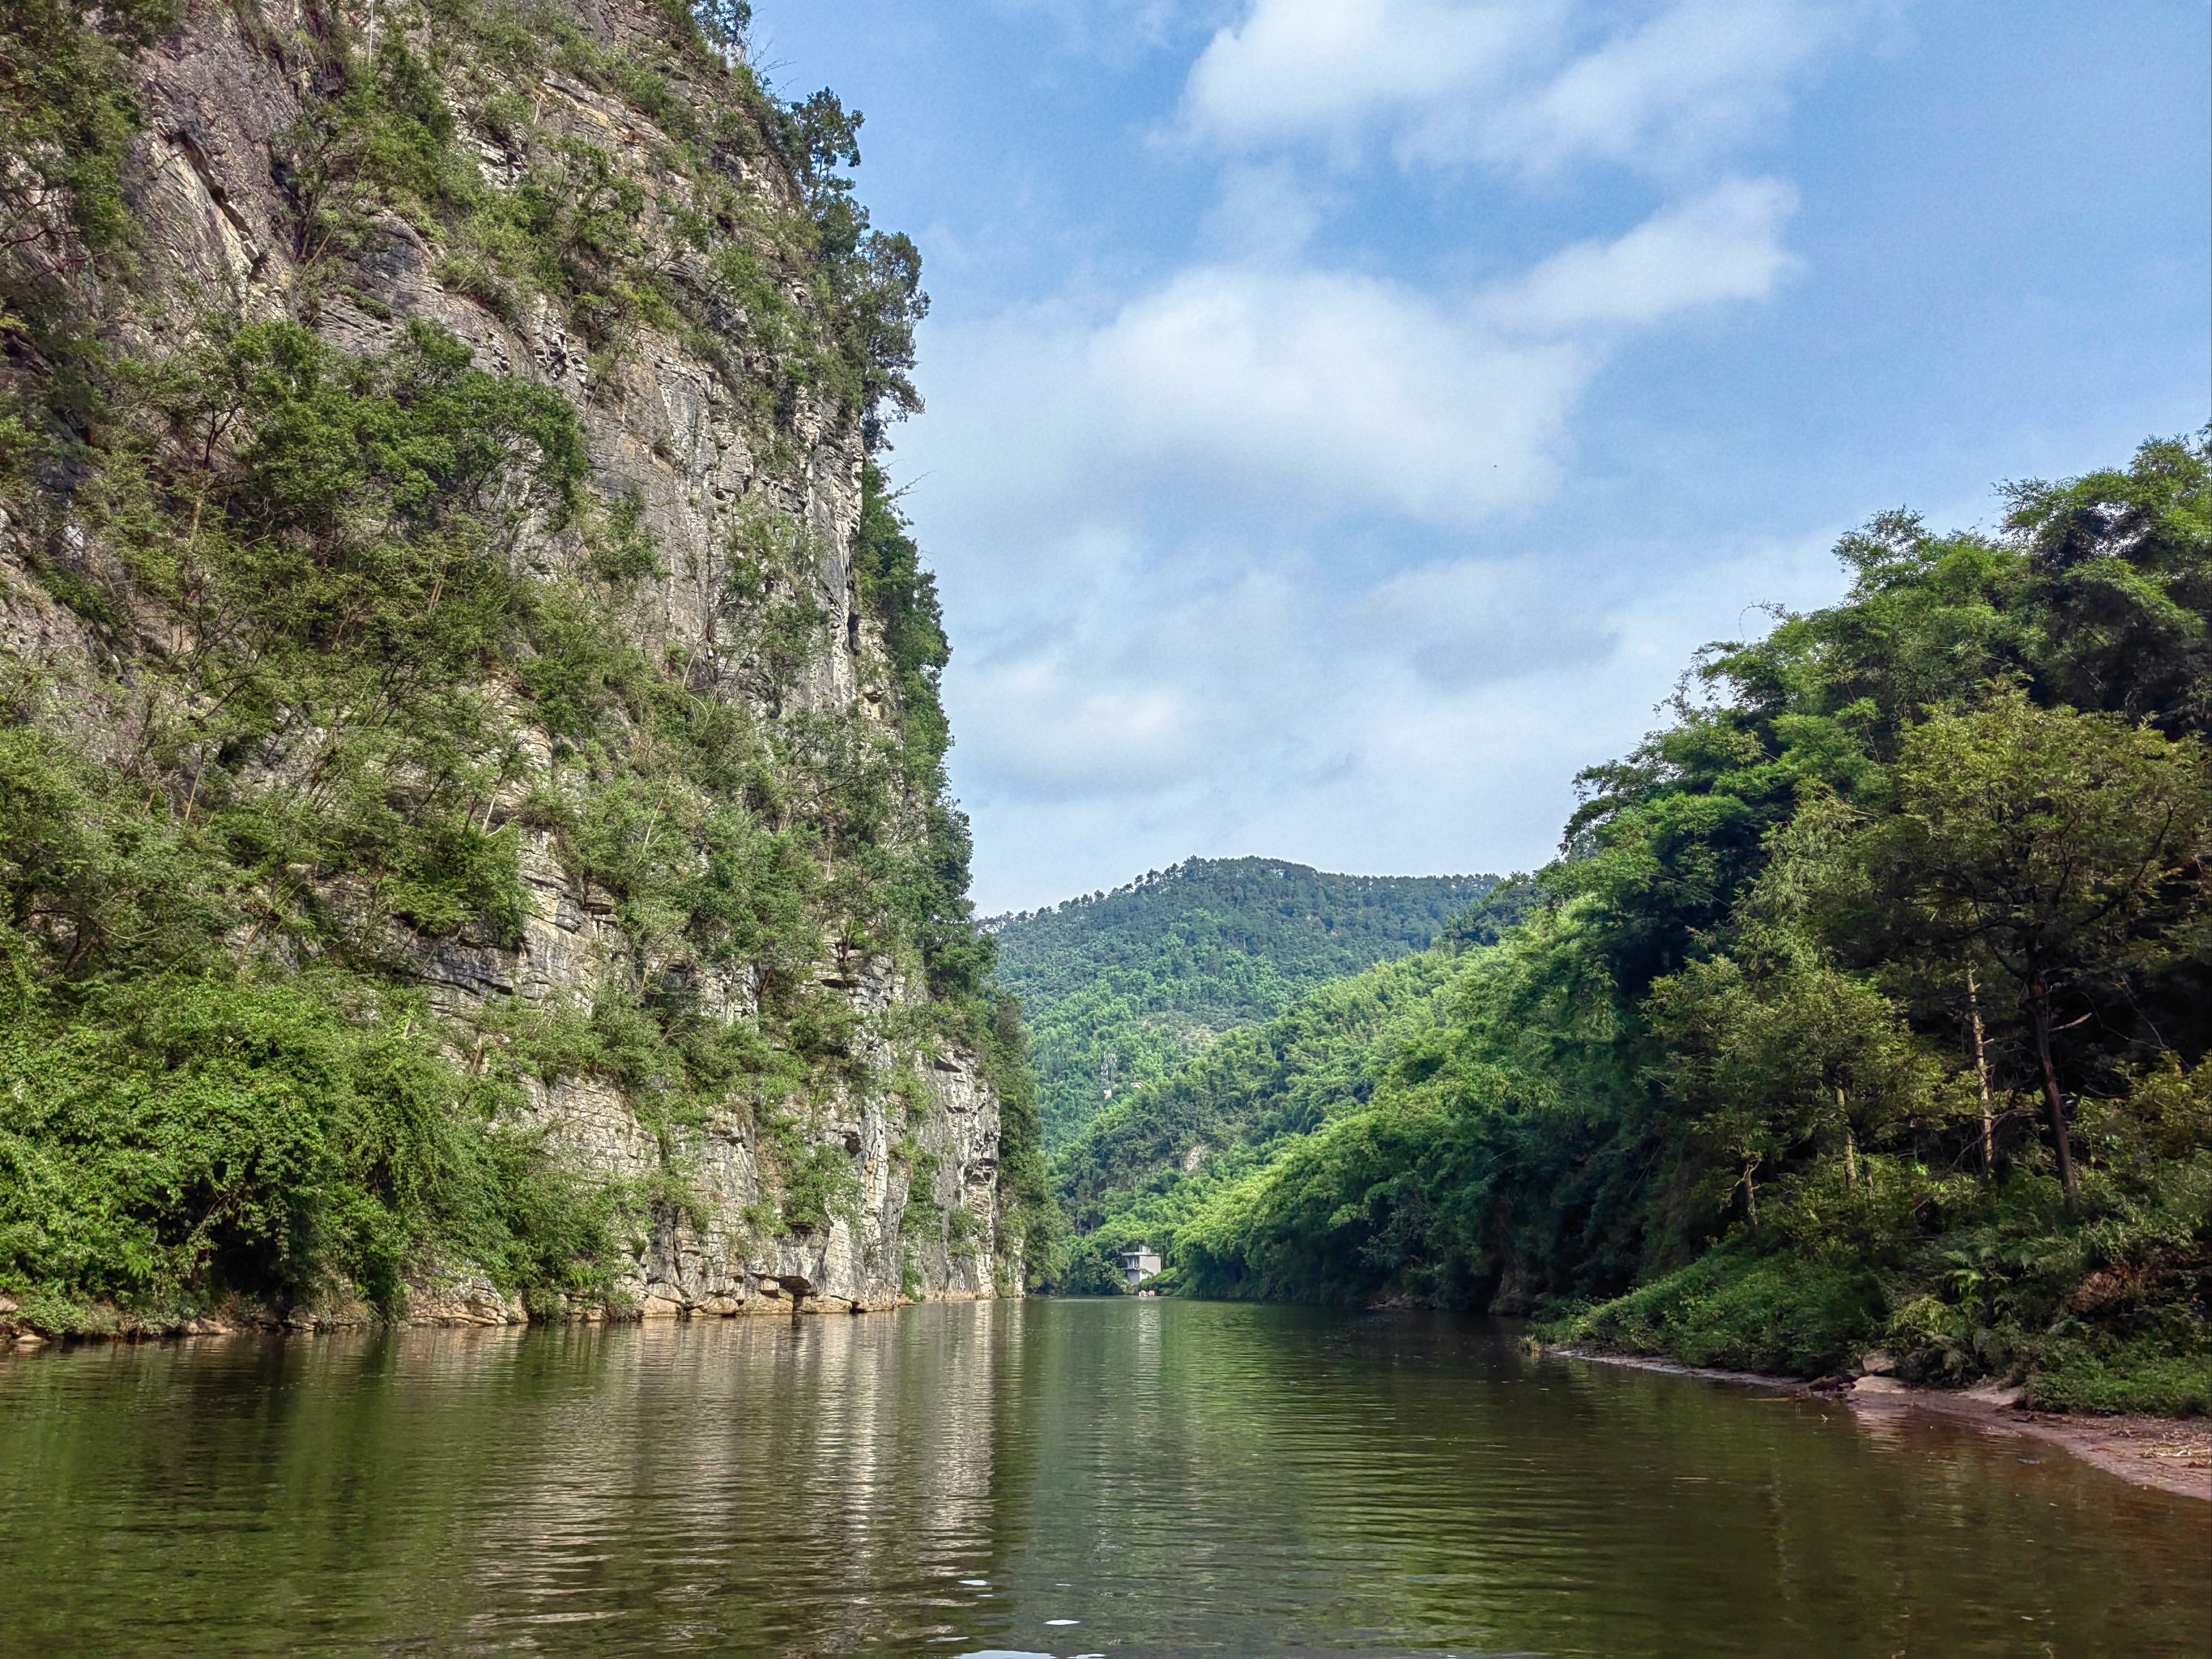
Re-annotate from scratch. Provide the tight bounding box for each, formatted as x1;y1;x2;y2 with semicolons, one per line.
2028;980;2078;1209
1741;1156;1759;1233
1837;1089;1857;1194
1967;968;1996;1175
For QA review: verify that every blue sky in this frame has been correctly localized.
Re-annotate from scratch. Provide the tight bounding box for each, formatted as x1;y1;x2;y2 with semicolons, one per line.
749;0;2210;915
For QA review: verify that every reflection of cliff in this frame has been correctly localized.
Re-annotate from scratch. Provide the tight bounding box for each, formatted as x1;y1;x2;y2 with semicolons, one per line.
0;1319;1019;1651
454;1317;1011;1651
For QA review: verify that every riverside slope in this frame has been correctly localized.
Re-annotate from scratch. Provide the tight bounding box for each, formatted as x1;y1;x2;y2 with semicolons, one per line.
0;1;1025;1331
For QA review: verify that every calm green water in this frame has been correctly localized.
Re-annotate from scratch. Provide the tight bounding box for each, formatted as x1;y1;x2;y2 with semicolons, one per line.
1;1300;2205;1657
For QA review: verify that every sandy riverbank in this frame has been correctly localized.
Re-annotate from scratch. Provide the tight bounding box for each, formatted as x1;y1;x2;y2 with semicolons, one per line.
1551;1346;2212;1502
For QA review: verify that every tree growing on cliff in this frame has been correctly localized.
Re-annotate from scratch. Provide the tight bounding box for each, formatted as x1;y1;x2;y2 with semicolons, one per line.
778;90;929;439
691;2;753;57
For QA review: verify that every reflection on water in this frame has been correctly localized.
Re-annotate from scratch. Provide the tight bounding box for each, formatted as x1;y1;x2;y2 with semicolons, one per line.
0;1301;2204;1656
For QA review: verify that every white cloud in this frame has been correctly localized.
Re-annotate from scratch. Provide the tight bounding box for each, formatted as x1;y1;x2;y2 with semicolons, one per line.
1485;177;1798;331
916;186;1793;548
1351;557;1622;688
961;661;1204;798
1183;0;1859;178
1085;265;1588;522
1477;0;1839;176
987;0;1234;62
1200;161;1334;259
916;268;1583;537
1184;0;1550;152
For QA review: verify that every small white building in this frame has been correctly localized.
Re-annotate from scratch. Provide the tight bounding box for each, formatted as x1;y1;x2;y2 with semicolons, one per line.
1119;1247;1161;1291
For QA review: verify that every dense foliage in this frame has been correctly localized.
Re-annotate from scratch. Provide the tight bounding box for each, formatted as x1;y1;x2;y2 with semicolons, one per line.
1066;439;2212;1412
0;0;1040;1326
993;858;1494;1148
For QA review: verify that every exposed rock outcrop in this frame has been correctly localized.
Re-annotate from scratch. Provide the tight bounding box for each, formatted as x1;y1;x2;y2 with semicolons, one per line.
0;0;1021;1327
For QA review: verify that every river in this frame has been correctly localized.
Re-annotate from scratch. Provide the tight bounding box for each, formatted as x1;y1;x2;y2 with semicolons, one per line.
1;1299;2205;1655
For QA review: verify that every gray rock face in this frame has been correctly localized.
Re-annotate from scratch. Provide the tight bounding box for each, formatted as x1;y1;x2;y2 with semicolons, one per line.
0;0;1012;1320
499;1037;1007;1319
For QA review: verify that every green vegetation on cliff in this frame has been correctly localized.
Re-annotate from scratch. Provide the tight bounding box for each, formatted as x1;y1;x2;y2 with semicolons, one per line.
992;857;1495;1149
0;0;1045;1330
1060;438;2212;1412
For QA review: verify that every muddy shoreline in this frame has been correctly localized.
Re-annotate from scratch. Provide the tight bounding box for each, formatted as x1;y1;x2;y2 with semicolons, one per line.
1550;1346;2212;1502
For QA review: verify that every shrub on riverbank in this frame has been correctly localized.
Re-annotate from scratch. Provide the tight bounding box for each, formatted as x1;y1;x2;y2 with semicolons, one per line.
2029;1329;2212;1415
1546;1252;1884;1377
0;971;625;1330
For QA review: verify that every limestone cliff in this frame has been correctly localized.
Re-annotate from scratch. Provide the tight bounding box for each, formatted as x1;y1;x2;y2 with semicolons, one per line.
0;0;1044;1333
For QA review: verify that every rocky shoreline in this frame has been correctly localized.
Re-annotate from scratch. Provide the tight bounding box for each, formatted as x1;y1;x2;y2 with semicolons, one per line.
1549;1346;2212;1502
0;1282;1006;1350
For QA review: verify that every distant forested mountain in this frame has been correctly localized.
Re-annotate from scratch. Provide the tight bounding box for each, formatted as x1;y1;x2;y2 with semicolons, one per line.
989;859;1499;1148
1048;953;1455;1293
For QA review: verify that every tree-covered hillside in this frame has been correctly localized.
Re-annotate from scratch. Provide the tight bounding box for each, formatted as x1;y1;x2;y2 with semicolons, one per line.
990;858;1497;1148
1060;437;2212;1415
1050;953;1456;1294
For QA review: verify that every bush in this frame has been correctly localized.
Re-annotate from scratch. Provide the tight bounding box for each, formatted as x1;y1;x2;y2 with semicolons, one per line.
0;970;615;1320
1548;1249;1886;1377
1053;1237;1131;1296
2030;1328;2212;1415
